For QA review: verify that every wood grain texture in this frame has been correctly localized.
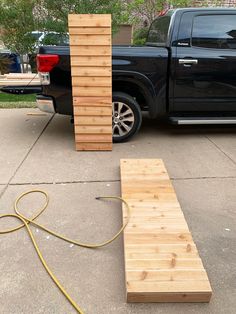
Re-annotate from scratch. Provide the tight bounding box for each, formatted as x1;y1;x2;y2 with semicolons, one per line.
120;159;212;303
70;45;111;56
75;125;112;134
76;142;112;151
0;73;40;86
74;116;111;126
72;86;112;97
69;27;111;35
68;14;112;151
68;14;111;27
71;66;111;77
72;76;111;87
73;96;111;106
70;34;111;46
73;106;112;116
71;58;112;68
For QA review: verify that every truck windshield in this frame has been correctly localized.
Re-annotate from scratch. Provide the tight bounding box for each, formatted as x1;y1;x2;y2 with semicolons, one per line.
146;12;173;46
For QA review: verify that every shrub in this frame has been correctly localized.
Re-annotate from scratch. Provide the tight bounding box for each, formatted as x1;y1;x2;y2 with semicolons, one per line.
133;27;149;46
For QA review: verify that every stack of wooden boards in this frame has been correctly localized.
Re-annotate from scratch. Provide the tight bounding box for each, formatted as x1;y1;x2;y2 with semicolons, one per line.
68;14;112;151
120;159;212;302
0;73;40;86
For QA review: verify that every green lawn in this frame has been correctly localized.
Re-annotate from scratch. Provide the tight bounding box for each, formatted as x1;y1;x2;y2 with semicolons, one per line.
0;92;36;108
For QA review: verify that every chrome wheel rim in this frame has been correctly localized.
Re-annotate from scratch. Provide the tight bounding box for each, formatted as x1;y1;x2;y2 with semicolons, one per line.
112;101;135;138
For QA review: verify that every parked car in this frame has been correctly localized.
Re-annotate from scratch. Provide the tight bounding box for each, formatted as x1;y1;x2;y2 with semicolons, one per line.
5;8;236;142
0;49;21;74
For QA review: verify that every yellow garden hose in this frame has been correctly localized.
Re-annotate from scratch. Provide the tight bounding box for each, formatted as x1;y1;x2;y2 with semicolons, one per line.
0;189;131;314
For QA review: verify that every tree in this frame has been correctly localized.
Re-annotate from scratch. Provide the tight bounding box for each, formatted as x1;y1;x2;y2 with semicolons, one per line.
126;0;194;28
36;0;125;34
0;0;39;72
0;0;125;72
0;1;37;54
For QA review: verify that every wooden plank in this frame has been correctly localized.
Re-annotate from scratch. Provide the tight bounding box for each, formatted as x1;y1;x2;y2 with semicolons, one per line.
74;116;111;126
69;27;111;35
75;125;112;134
126;270;209;281
120;159;212;303
126;252;200;259
68;14;112;151
73;97;111;106
71;57;112;67
72;76;111;87
126;258;204;270
76;134;112;143
0;80;40;86
70;34;111;46
124;232;193;244
70;45;111;56
76;142;112;151
0;73;40;86
126;243;198;254
73;106;112;116
72;86;112;97
127;281;212;293
71;66;111;77
125;225;189;233
68;14;111;27
127;281;212;302
127;292;212;303
5;73;39;79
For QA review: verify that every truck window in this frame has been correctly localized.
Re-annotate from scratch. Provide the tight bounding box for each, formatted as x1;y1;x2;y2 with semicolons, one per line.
192;15;236;49
146;16;171;46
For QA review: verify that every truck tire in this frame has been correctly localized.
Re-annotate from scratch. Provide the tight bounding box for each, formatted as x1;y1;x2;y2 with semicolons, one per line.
112;92;142;143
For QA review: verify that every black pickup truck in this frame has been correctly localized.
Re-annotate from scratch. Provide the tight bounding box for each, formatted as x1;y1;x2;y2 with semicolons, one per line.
36;8;236;142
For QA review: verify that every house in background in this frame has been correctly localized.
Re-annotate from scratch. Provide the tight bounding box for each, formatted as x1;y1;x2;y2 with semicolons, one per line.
113;25;133;45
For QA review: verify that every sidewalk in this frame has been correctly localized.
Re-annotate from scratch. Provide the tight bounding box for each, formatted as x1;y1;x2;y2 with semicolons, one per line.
0;108;236;314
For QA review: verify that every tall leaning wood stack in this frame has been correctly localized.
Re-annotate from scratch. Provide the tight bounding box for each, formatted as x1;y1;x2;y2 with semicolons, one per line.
68;14;112;151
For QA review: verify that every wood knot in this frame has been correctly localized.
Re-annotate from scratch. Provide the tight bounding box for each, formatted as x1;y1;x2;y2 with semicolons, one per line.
141;271;148;280
171;258;176;268
186;244;191;252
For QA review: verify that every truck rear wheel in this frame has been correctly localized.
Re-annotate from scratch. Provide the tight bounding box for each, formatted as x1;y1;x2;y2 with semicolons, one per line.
112;92;142;143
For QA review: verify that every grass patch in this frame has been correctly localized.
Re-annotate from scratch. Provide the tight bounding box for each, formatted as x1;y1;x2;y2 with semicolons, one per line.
0;92;36;102
0;92;36;108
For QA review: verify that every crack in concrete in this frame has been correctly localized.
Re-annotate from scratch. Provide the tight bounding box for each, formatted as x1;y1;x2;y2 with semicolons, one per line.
205;135;236;166
1;179;121;186
171;176;236;181
1;176;236;187
0;114;55;200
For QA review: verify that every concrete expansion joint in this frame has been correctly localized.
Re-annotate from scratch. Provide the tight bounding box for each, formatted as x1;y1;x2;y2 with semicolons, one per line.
205;135;236;166
171;176;236;181
0;114;55;200
0;179;121;186
1;177;236;187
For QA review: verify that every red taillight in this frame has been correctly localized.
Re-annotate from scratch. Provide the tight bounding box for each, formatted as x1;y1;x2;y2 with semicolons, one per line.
37;54;59;72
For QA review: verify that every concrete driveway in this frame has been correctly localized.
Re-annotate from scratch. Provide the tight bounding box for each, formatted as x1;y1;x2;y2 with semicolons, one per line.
0;108;236;314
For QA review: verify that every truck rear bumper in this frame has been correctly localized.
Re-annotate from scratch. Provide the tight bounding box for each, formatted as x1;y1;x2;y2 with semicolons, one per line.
36;95;55;113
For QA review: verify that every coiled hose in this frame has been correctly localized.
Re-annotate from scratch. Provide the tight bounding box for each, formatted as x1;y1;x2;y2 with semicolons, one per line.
0;189;131;314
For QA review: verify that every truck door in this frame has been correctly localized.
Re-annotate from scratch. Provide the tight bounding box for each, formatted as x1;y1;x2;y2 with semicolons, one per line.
172;11;236;113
